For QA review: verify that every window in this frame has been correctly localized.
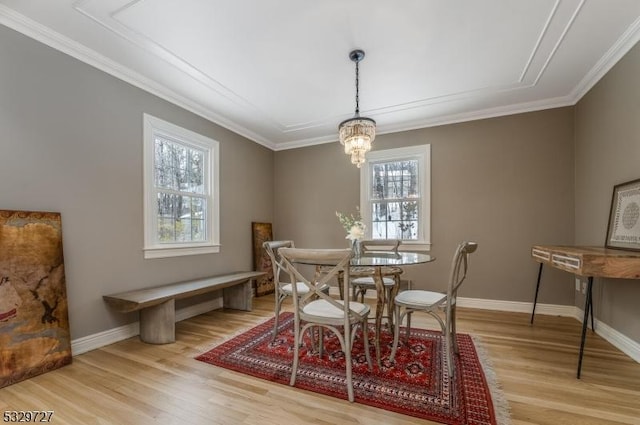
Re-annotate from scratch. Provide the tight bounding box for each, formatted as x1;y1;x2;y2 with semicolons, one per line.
360;145;431;250
143;114;219;259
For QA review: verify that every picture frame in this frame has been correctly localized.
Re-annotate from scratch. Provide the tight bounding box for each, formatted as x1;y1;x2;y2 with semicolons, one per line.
605;178;640;251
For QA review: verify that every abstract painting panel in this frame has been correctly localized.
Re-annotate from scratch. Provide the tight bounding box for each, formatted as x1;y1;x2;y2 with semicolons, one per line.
0;210;72;388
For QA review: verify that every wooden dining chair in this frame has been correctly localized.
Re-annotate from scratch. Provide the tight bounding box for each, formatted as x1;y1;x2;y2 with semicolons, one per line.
263;240;318;341
389;241;478;377
351;239;404;300
350;239;404;329
279;247;372;402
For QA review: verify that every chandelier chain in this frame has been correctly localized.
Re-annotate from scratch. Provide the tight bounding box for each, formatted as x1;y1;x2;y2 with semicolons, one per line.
355;60;360;115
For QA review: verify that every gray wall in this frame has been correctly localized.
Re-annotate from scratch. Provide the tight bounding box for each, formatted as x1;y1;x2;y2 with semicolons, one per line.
0;25;274;340
4;16;637;347
574;41;640;341
275;108;576;304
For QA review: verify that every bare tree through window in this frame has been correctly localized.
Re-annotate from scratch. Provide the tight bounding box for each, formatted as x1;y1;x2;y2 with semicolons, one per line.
370;159;419;240
154;136;206;243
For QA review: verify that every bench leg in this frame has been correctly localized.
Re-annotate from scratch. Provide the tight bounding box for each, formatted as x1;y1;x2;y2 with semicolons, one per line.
223;279;253;311
140;299;175;344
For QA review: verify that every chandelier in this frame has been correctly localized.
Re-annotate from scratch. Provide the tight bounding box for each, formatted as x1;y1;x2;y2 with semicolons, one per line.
338;49;376;168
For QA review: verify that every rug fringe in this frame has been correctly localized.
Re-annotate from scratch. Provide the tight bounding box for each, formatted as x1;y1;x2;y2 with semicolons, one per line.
471;335;512;425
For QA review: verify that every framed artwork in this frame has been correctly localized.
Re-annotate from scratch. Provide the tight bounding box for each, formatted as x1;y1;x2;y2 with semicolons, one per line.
605;178;640;251
0;210;72;388
251;222;274;296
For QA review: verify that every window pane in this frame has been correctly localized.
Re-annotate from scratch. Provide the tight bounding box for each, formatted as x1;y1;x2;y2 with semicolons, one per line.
387;202;401;221
372;221;386;239
371;160;419;200
371;164;386;200
157;217;175;242
190;197;205;241
369;159;420;241
154;136;205;195
156;192;207;243
188;150;204;194
155;138;178;190
175;144;188;191
191;219;205;241
386;221;398;239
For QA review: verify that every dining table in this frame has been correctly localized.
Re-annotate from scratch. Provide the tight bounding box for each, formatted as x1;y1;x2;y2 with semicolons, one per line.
310;250;436;366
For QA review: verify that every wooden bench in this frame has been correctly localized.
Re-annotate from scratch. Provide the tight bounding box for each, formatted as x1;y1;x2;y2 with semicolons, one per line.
103;271;266;344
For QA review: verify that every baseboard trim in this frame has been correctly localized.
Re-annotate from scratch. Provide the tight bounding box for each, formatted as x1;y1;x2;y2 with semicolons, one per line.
573;308;640;363
71;298;223;355
457;297;579;317
73;293;639;364
71;321;140;356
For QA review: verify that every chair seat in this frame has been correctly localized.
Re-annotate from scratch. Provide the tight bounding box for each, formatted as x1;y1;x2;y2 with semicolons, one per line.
303;299;370;319
352;276;395;286
281;282;310;295
395;290;446;307
282;282;330;295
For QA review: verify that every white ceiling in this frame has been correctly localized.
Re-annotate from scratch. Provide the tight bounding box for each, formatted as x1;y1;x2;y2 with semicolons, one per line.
1;1;640;150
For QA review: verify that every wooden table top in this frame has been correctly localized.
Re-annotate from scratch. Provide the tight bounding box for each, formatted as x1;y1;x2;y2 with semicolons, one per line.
531;245;640;279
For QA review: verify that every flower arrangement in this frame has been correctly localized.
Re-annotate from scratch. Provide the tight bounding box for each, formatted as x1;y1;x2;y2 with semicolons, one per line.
336;208;366;241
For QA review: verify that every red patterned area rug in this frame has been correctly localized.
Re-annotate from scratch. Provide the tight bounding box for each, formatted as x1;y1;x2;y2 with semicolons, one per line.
196;313;510;425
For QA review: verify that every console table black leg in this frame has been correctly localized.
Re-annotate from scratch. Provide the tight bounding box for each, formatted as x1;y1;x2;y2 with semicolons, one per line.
577;276;593;379
589;287;595;331
530;263;543;324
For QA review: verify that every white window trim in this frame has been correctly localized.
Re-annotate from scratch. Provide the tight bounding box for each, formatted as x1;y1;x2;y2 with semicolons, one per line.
360;144;431;251
143;114;220;259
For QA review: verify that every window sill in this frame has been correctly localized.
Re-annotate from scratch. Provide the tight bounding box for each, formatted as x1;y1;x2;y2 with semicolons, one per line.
398;242;431;252
143;244;220;259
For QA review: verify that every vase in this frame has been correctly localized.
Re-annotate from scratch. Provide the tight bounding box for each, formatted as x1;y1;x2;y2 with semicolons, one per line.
351;239;362;259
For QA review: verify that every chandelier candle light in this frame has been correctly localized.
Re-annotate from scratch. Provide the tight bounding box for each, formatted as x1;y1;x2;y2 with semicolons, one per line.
338;49;376;168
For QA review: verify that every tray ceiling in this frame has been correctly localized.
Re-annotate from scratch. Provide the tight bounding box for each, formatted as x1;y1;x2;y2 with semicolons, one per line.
1;0;639;150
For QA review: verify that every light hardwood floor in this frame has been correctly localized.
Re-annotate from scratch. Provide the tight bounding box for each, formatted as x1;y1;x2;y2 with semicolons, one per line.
1;296;639;425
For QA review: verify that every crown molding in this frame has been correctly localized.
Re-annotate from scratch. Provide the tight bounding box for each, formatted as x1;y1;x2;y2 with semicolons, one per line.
274;95;576;151
570;15;640;101
0;5;276;150
2;4;639;153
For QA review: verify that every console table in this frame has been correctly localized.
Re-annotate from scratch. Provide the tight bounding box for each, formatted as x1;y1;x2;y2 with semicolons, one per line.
530;245;640;378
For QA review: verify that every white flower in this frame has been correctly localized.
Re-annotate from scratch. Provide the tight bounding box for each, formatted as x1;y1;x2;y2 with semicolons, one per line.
345;223;365;241
337;208;365;241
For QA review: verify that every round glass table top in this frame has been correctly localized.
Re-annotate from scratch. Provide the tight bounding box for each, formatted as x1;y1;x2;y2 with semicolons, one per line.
296;251;434;267
351;251;434;266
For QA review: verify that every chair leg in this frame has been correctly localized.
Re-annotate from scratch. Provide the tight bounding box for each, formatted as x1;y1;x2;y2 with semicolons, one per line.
385;285;396;331
354;285;365;303
390;305;402;362
405;311;412;342
344;334;354;402
318;327;324;358
445;307;456;378
290;317;300;387
451;305;459;355
445;332;453;378
361;320;373;370
271;293;284;341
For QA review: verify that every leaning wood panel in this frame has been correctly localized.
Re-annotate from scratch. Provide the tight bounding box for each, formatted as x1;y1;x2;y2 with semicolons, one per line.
0;210;72;388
